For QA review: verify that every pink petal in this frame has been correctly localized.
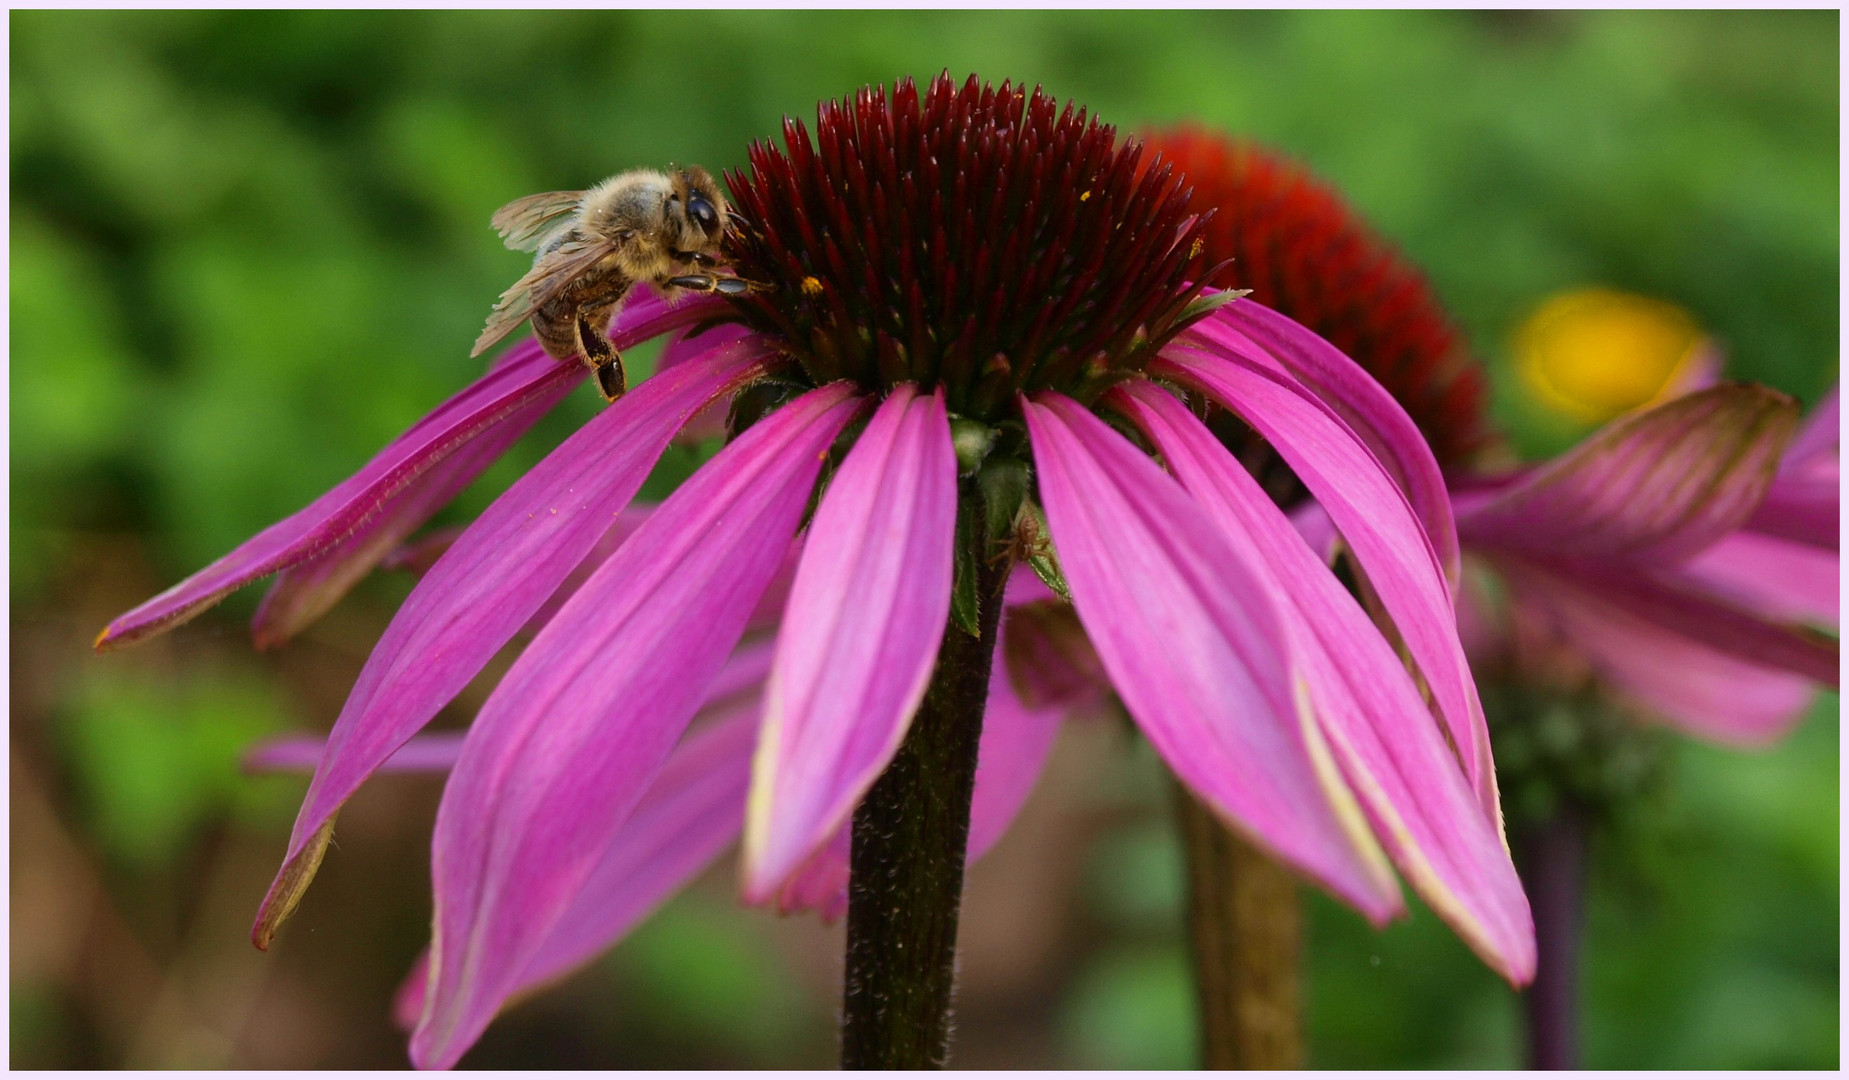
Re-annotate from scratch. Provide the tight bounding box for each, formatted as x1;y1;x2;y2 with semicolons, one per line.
1023;391;1401;922
1452;384;1800;563
1502;559;1826;744
95;340;581;651
249;382;573;649
767;583;1072;921
1680;530;1840;627
1154;344;1499;821
411;383;865;1069
1113;381;1534;982
391;701;761;1037
1184;298;1460;583
252;340;774;952
742;385;959;901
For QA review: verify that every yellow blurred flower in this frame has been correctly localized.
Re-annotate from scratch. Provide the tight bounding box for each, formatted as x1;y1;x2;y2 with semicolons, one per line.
1514;288;1717;423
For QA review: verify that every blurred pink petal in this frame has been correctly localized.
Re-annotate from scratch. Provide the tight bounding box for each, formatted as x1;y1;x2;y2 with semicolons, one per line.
95;340;580;651
1114;381;1533;982
1680;530;1840;626
242;640;774;779
245;732;465;775
252;340;774;952
1782;384;1838;469
772;828;852;920
411;383;865;1070
1024;391;1401;923
743;385;958;900
1453;384;1799;563
1156;342;1497;820
1540;560;1838;687
1504;561;1825;744
966;643;1065;861
391;702;761;1034
1745;467;1838;550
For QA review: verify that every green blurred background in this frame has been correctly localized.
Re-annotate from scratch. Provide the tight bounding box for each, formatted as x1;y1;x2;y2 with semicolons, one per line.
11;9;1837;1068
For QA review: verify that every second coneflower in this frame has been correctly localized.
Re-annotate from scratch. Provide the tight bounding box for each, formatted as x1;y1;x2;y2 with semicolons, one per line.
100;74;1530;1068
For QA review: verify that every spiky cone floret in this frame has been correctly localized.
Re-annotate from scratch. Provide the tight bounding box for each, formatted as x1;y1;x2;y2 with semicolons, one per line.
1143;126;1492;469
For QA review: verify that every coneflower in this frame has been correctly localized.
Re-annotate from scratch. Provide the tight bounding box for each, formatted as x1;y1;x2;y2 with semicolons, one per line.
1143;130;1835;1071
101;75;1529;1069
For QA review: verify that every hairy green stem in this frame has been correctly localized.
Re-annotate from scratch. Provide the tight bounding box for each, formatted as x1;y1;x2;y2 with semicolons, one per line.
840;492;1009;1070
1174;785;1305;1069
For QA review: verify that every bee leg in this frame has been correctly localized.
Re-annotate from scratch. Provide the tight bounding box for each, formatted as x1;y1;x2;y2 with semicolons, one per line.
666;273;763;297
594;356;628;401
574;310;627;403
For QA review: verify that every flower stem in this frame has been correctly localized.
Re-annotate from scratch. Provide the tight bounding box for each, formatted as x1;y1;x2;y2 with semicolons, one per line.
1515;807;1589;1070
1174;784;1304;1069
840;491;1009;1070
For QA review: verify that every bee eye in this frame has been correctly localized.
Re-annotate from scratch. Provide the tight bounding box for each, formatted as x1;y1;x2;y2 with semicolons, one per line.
689;195;719;234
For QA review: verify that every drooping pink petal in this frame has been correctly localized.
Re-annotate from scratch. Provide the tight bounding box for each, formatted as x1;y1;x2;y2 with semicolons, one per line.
381;525;469;576
1451;384;1800;564
251;340;775;951
1680;530;1840;627
1184;298;1460;582
742;384;959;901
1745;465;1839;550
771;827;852;920
663;322;755;444
411;383;865;1070
609;290;733;348
1522;557;1839;687
249;379;574;649
389;505;801;643
242;639;776;779
966;642;1066;861
1155;344;1498;820
1502;560;1827;744
390;701;761;1037
94;340;581;651
1000;596;1109;712
1023;391;1401;921
245;732;465;775
512;698;761;998
1782;384;1838;471
1113;381;1533;982
1288;499;1340;563
661;320;753;371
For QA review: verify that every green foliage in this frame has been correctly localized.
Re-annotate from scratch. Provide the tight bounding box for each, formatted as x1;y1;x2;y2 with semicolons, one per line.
9;9;1837;1069
58;667;299;866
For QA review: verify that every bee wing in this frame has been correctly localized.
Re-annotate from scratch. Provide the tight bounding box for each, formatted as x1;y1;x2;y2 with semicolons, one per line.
471;240;624;357
490;190;586;252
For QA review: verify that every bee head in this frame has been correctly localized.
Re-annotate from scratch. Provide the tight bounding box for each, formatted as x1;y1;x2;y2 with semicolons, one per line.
667;166;730;253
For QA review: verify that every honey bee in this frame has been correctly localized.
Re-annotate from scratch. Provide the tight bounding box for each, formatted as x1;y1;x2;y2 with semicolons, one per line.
471;165;761;401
